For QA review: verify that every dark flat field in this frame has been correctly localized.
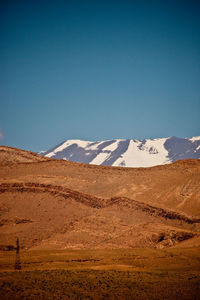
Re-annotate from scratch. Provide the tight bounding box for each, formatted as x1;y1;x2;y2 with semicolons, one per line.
0;248;200;299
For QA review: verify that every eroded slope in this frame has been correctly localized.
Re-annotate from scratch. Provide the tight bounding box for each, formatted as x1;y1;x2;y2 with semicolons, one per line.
0;147;200;249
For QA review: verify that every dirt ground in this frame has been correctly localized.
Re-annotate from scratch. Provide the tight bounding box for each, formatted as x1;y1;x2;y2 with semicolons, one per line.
0;248;200;299
0;148;200;299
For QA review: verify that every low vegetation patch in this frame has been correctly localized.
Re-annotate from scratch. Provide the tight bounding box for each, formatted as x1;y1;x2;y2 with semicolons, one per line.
0;248;200;299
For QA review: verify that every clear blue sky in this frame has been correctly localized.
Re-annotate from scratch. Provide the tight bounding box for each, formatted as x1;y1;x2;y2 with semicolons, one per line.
1;0;200;152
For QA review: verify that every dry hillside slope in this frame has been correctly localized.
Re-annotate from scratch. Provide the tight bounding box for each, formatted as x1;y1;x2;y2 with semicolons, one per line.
0;146;50;165
0;146;200;249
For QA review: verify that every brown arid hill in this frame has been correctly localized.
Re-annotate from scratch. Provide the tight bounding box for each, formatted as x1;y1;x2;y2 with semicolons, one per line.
0;146;200;250
0;146;50;165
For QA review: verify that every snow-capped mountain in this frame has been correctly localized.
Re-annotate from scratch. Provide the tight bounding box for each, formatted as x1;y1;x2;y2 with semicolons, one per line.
40;136;200;167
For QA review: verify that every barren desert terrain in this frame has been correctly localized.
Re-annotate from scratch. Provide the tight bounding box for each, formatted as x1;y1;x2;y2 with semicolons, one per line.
0;146;200;250
0;146;200;299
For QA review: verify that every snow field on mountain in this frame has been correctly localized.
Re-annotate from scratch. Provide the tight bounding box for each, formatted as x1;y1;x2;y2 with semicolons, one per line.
89;140;122;165
46;140;91;158
113;138;171;167
42;136;200;167
190;136;200;142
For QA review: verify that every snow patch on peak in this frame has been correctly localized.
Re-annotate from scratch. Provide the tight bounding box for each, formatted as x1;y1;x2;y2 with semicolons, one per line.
103;140;123;151
113;138;171;167
46;139;91;158
189;136;200;142
89;140;121;165
38;150;46;155
66;139;92;147
85;141;105;151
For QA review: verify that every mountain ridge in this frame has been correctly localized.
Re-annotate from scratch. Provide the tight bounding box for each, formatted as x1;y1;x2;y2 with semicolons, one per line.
40;136;200;167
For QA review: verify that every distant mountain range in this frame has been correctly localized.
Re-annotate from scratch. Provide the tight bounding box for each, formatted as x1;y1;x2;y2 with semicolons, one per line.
40;136;200;167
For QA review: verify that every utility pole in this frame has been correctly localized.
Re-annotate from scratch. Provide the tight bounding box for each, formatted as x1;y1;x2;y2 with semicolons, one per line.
14;237;21;270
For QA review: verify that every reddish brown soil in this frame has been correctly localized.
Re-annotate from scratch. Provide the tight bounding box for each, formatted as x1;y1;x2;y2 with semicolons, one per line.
0;146;200;249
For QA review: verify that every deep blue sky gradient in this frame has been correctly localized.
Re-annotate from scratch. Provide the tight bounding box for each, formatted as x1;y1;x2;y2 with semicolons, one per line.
1;0;200;151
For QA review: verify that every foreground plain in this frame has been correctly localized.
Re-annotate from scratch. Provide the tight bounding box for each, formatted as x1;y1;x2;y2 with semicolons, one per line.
0;248;200;299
